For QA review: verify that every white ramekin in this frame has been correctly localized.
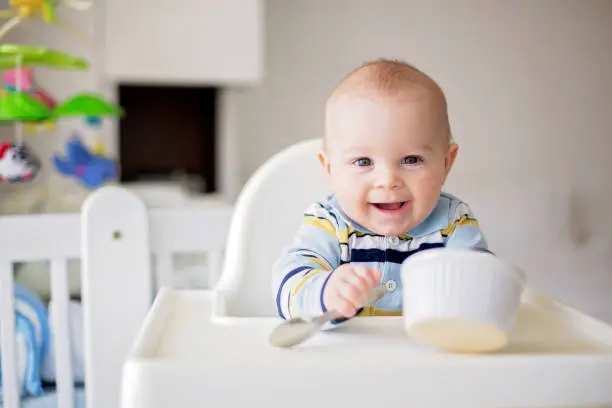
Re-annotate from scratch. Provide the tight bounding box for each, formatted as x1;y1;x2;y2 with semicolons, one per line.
401;248;525;353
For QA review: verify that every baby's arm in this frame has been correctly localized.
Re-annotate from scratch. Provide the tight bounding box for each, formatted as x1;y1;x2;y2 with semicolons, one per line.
272;203;343;321
444;199;489;251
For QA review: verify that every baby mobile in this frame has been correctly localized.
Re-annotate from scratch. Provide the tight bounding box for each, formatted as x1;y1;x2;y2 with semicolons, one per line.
0;0;123;189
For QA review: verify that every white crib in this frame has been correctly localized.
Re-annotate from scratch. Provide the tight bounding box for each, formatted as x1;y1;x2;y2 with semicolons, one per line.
0;186;233;408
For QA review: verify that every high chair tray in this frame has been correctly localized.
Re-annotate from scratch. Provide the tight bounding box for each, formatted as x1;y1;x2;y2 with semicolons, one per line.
121;288;612;408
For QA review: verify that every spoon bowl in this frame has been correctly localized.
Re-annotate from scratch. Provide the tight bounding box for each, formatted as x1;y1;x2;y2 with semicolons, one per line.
269;284;387;348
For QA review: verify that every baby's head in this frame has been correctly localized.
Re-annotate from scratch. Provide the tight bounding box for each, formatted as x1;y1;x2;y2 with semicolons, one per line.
319;59;458;236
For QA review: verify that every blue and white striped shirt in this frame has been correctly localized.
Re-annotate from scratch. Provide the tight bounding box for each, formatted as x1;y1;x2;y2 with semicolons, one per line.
272;192;488;324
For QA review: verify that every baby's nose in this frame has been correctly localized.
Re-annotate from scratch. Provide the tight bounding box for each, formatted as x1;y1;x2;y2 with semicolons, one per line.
375;167;403;190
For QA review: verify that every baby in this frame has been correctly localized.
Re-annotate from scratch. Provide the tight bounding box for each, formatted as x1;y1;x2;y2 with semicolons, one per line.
272;59;488;325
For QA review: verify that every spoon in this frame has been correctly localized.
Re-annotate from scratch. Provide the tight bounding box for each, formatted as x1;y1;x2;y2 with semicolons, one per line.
269;284;388;348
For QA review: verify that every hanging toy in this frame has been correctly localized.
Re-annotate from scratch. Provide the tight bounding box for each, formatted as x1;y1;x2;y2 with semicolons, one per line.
0;45;88;123
0;87;51;122
3;67;59;133
92;137;105;155
0;44;89;71
0;142;41;183
52;92;124;129
0;0;93;44
3;67;58;109
52;134;116;189
0;45;90;132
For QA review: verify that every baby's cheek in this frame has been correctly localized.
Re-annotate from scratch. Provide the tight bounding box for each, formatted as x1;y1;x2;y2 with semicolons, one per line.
412;174;444;206
330;170;353;191
350;198;371;221
415;168;444;189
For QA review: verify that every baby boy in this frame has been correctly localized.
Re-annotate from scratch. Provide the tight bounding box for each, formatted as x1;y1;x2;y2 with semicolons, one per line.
272;59;488;325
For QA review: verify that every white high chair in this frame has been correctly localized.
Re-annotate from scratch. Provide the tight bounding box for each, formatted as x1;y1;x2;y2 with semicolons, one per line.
214;137;329;318
121;139;612;408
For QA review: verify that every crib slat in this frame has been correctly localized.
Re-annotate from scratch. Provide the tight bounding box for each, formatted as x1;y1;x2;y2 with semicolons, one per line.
50;259;75;408
155;253;174;289
0;261;20;408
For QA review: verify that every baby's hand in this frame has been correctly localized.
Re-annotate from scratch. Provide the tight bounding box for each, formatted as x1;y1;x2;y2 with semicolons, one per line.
322;264;382;318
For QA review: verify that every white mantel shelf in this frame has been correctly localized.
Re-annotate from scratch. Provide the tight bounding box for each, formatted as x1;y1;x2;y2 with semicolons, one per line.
101;0;264;85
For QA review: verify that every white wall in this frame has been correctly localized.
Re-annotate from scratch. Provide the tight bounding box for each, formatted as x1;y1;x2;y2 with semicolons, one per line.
233;0;612;319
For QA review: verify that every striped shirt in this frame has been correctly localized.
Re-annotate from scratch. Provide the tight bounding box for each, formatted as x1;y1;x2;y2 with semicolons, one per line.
272;192;488;325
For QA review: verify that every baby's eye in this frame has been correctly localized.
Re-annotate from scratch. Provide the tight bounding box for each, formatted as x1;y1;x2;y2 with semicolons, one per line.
353;157;372;167
401;155;423;165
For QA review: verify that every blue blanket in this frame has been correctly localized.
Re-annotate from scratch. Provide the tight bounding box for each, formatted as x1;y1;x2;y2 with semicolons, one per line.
0;284;50;399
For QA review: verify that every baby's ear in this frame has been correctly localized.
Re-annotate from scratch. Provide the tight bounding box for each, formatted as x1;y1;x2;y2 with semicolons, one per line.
318;150;331;176
443;143;459;179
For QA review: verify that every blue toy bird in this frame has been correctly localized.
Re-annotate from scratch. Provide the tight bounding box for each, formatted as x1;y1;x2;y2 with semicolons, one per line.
53;135;116;189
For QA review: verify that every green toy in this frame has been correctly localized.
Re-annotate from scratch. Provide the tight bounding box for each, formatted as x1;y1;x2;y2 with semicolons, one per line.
0;91;51;122
0;44;88;70
53;92;124;127
0;46;121;126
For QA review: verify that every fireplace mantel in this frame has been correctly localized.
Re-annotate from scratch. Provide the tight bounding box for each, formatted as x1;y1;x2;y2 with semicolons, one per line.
89;1;261;202
100;0;264;85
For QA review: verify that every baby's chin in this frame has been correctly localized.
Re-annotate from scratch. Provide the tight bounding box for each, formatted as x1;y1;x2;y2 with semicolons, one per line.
344;209;416;236
358;219;414;236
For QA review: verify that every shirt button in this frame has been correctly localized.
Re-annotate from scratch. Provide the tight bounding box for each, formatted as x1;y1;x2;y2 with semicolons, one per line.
387;236;399;245
385;280;397;292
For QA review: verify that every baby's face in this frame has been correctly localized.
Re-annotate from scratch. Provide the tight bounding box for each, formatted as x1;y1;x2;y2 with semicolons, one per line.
321;93;456;236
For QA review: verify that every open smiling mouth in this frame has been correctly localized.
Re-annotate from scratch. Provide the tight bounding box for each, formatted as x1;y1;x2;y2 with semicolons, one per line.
371;202;407;211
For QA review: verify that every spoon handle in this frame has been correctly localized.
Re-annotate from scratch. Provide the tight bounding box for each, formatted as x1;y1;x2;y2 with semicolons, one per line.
310;310;343;325
311;283;387;326
364;283;388;306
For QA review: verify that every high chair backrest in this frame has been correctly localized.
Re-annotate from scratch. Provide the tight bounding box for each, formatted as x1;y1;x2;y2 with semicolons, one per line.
214;138;329;317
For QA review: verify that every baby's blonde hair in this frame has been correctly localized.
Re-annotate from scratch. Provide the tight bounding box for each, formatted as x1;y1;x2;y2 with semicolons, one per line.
325;58;452;145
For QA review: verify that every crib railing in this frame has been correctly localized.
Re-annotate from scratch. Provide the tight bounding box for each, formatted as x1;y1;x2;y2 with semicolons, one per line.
0;212;81;408
0;258;20;408
0;186;232;408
